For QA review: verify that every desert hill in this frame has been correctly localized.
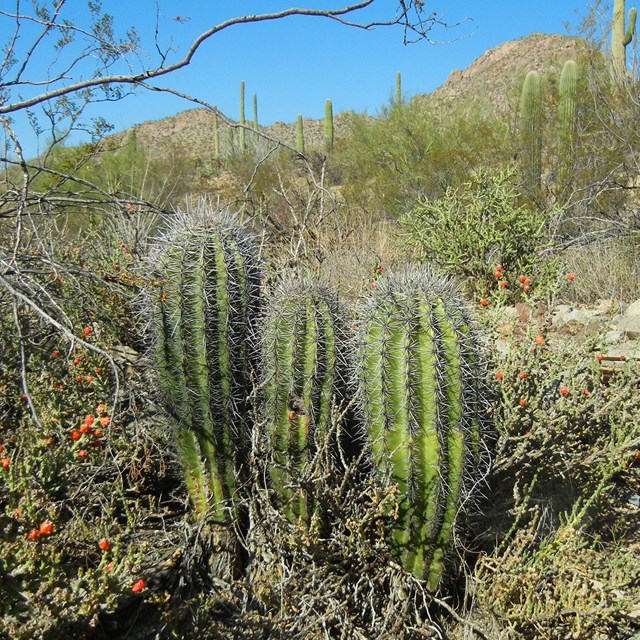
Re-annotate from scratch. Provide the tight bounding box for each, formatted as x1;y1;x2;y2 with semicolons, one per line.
108;33;590;159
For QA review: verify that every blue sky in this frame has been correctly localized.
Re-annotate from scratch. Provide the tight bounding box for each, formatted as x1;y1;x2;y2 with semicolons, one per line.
3;1;595;156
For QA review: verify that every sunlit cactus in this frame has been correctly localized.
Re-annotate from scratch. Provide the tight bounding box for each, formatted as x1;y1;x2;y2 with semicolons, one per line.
354;265;490;589
149;204;262;519
261;278;348;525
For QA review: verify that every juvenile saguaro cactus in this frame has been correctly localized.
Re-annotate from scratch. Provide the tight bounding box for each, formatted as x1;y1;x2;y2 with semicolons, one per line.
519;70;543;197
355;266;489;590
612;0;637;79
324;98;334;153
262;279;347;525
150;206;262;519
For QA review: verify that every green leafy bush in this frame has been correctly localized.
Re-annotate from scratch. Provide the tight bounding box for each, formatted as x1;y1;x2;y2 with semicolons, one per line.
401;168;558;301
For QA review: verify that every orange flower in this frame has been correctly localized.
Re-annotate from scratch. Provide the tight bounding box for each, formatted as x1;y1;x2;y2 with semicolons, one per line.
518;275;527;284
517;371;527;380
52;350;60;358
518;399;527;407
596;354;603;362
39;519;54;535
98;538;110;551
84;415;94;427
28;528;41;541
131;578;146;593
98;415;111;427
71;429;81;441
80;424;91;434
85;375;93;383
619;354;626;361
534;335;544;345
83;326;92;336
498;280;507;288
559;385;569;396
73;356;80;365
495;371;503;381
96;403;107;413
0;457;10;470
479;298;488;306
77;449;88;459
566;273;575;281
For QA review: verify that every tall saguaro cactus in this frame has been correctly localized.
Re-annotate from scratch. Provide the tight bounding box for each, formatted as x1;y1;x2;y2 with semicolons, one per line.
612;0;637;79
355;266;489;590
262;279;347;525
519;70;543;197
324;98;334;153
239;80;246;152
149;205;262;519
296;114;305;154
557;60;579;201
395;71;402;108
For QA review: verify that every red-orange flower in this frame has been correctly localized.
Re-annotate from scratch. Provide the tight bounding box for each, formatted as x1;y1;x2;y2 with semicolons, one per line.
83;326;92;336
131;578;146;593
495;371;503;381
566;273;575;281
517;371;527;380
39;519;54;535
28;528;40;540
0;457;10;469
70;429;81;441
559;385;569;396
479;298;488;306
518;399;527;407
534;335;544;345
77;449;88;459
98;415;111;427
98;538;110;551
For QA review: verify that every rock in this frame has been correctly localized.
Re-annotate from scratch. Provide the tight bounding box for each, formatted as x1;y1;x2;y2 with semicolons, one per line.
617;299;640;339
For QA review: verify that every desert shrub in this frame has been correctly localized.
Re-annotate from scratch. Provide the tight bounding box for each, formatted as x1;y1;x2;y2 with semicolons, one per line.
336;96;511;219
401;167;560;301
468;316;640;639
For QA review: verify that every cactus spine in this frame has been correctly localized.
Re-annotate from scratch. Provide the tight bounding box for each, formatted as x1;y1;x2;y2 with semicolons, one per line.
239;80;246;151
296;114;305;154
262;279;346;525
612;0;637;79
150;206;262;519
355;266;487;590
557;60;579;201
519;70;543;197
324;98;334;153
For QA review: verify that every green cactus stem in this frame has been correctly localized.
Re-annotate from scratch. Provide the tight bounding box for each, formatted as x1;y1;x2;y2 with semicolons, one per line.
557;60;579;201
324;98;334;153
395;71;402;108
239;80;246;151
296;114;305;154
150;205;262;519
262;279;347;525
355;265;490;590
612;0;637;79
213;111;220;160
519;70;543;197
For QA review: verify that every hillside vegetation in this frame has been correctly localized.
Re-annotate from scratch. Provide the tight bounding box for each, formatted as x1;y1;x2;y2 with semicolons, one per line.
1;28;640;640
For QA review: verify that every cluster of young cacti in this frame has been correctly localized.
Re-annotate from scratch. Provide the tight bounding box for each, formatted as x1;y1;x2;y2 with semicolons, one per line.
148;206;490;589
